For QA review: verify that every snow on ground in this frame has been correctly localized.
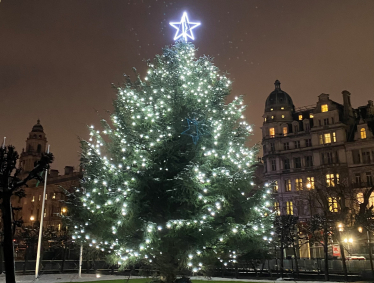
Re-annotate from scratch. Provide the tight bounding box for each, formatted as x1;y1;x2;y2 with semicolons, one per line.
0;274;342;283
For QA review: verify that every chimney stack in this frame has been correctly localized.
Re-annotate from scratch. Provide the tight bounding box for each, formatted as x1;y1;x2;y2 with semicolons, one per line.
342;90;354;121
64;166;74;175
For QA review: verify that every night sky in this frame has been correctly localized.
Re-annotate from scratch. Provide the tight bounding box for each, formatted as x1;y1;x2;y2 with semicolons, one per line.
1;0;374;172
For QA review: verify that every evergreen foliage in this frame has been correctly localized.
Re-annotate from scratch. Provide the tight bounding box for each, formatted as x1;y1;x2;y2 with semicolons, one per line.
70;41;273;281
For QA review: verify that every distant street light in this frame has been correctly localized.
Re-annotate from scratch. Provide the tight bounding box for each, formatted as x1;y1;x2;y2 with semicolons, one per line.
337;223;344;232
30;216;35;221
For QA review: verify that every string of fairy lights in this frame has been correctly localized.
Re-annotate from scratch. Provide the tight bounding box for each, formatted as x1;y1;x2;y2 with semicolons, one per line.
70;13;274;272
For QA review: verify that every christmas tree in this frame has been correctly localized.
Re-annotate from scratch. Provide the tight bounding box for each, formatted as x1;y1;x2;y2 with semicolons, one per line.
70;40;273;281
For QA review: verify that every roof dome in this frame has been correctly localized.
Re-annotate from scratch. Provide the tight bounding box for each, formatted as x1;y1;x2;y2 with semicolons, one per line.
265;80;294;112
31;119;44;133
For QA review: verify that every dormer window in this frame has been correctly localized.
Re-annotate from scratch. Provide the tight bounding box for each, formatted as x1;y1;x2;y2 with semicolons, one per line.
361;128;367;139
321;104;328;112
298;115;303;121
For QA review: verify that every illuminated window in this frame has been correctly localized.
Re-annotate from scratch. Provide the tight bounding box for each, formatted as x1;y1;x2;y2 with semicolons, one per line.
270;108;273;111
326;173;339;187
299;115;303;121
306;177;315;189
285;179;291;191
310;113;314;118
274;202;280;215
264;118;267;122
31;196;35;203
44;208;46;217
45;194;47;200
273;181;278;192
38;195;41;201
271;116;274;119
319;135;323;145
361;128;367;139
357;192;364;204
282;115;285;118
281;107;284;110
52;193;56;199
358;192;374;207
286;201;293;215
332;132;336;142
295;178;303;191
269;128;275;138
321;104;328;112
328;197;339;212
283;127;288;136
58;224;61;231
324;133;331;144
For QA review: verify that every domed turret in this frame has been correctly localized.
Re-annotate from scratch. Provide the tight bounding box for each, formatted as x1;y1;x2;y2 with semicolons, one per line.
32;119;44;133
265;80;294;112
19;120;48;172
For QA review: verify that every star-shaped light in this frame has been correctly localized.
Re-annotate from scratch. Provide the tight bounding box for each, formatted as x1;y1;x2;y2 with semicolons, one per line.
170;12;200;42
181;119;205;145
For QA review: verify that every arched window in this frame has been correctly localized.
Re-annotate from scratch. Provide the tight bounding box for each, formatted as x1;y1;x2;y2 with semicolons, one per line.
361;128;367;139
37;144;42;153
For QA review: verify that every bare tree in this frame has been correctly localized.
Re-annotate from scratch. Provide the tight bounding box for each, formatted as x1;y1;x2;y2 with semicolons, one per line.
0;145;53;283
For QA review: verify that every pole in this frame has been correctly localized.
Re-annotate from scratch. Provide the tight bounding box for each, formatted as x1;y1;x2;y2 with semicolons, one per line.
35;145;50;279
367;230;374;279
79;244;83;278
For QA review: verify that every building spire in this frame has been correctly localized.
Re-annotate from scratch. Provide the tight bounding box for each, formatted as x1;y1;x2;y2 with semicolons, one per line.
274;80;281;90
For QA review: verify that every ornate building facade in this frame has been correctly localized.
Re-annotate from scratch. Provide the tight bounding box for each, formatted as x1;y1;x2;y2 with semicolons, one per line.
262;81;374;219
11;120;82;230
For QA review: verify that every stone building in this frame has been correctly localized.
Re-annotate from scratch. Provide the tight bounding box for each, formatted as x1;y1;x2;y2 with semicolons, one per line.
11;120;82;231
262;80;374;219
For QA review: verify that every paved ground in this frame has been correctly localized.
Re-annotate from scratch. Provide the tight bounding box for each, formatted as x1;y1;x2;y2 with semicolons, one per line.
0;274;344;283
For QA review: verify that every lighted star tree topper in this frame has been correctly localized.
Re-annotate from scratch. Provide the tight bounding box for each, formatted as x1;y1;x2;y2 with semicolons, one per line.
170;12;200;42
68;15;273;283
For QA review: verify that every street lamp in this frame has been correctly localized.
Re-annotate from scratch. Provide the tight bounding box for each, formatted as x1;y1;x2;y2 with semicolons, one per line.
30;216;35;221
337;223;344;232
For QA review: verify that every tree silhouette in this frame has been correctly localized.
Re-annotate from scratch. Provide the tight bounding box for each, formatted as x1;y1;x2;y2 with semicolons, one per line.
0;145;53;283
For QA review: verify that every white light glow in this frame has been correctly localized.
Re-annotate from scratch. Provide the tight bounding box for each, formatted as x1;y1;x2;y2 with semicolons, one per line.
170;12;200;42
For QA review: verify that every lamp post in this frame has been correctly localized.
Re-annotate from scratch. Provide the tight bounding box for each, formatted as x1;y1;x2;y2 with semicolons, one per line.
337;222;348;282
358;226;374;278
30;216;35;227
